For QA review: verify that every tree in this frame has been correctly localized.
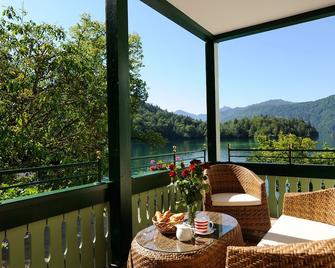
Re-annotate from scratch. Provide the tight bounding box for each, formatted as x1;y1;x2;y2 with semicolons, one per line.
220;116;318;139
250;132;335;164
0;7;148;168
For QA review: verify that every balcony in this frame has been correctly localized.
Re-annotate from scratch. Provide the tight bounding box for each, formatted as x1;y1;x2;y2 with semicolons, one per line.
1;147;335;267
2;0;335;267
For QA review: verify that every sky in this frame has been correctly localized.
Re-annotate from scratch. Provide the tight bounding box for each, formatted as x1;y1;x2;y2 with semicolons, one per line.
1;0;335;114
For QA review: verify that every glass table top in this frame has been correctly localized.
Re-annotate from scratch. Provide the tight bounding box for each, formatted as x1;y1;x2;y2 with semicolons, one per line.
135;211;238;253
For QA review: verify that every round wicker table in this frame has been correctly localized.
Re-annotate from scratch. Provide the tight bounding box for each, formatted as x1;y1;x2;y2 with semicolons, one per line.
127;211;244;268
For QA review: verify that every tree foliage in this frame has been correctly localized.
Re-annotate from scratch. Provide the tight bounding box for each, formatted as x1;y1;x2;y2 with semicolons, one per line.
221;116;318;140
132;103;207;145
251;133;335;164
0;7;148;168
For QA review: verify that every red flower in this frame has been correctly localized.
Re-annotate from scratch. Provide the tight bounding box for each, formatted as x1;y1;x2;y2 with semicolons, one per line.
188;164;196;172
181;169;189;177
169;170;176;177
149;166;157;171
169;163;175;171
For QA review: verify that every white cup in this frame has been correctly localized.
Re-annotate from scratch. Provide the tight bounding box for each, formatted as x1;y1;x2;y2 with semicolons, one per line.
194;216;214;233
175;224;193;241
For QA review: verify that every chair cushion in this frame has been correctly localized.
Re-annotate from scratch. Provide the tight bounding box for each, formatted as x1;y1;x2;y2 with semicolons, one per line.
258;215;335;246
211;193;261;207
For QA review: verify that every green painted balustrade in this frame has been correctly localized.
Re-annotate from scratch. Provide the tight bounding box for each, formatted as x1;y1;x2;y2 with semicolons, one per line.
262;175;335;218
1;161;335;267
0;203;110;268
132;184;185;236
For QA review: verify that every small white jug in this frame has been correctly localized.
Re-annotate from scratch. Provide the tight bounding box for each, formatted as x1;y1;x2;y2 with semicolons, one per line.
175;224;193;242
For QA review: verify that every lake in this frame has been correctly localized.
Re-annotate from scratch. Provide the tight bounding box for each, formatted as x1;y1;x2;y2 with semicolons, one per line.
132;134;335;171
132;138;257;162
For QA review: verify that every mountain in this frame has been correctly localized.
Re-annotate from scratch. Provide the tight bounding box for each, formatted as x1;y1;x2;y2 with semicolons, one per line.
220;106;232;112
174;110;206;121
175;106;232;121
133;101;327;144
248;99;293;107
174;95;335;135
219;95;335;135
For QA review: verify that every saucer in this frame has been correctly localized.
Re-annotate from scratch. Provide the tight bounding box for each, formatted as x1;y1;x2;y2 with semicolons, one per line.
195;228;215;235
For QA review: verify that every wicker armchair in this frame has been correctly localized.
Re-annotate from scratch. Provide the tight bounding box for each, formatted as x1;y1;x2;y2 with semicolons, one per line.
204;164;271;241
226;188;335;267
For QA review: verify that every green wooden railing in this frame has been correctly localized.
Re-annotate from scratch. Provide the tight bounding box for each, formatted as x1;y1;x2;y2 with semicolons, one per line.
228;146;335;165
0;183;110;268
131;146;206;175
1;154;335;266
261;175;334;218
0;159;102;202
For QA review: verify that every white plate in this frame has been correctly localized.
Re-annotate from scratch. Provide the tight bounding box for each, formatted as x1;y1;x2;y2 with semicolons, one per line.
195;228;215;235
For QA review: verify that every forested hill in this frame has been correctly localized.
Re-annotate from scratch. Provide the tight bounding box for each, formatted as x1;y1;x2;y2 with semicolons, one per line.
219;95;335;135
132;104;318;144
221;116;318;140
132;103;207;144
176;95;335;135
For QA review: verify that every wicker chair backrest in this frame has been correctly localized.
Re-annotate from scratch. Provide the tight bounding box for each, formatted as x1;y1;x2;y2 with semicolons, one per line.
283;188;335;226
206;164;246;194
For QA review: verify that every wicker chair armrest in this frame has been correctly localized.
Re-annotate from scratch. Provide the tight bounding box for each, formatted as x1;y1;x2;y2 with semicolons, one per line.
204;192;212;207
282;188;335;225
236;169;264;201
226;239;335;268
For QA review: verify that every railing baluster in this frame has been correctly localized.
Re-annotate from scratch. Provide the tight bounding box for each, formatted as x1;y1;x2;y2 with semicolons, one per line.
167;188;171;211
160;191;164;212
91;207;97;268
24;225;32;268
321;180;326;190
61;215;67;268
44;219;51;267
297;179;302;192
174;186;178;211
140;192;148;226
265;176;269;198
285;178;291;193
76;211;83;268
153;191;158;212
146;194;150;221
103;208;109;268
309;179;314;192
137;195;142;224
1;231;9;268
275;177;280;218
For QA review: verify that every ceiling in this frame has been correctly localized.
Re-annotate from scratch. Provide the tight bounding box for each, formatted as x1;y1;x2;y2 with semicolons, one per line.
167;0;335;35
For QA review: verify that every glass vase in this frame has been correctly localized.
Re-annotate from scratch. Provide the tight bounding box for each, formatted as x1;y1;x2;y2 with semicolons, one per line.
187;203;197;226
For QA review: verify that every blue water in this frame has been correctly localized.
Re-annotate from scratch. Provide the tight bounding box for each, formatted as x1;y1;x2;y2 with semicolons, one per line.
131;134;335;175
132;138;257;161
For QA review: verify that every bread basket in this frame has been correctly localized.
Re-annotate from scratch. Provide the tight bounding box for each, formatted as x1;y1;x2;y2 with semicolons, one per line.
152;215;184;234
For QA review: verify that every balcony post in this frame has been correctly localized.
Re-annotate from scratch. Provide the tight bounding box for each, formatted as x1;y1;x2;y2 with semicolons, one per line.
106;0;132;265
205;40;220;162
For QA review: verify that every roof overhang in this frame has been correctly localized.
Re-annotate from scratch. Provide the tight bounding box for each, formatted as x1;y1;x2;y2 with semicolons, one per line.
141;0;335;42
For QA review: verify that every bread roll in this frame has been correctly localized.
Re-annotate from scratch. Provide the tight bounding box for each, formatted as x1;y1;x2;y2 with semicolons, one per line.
155;211;163;222
169;213;184;222
160;210;173;222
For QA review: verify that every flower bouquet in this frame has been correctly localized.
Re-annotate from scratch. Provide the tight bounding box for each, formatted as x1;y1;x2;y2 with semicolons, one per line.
169;160;210;225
